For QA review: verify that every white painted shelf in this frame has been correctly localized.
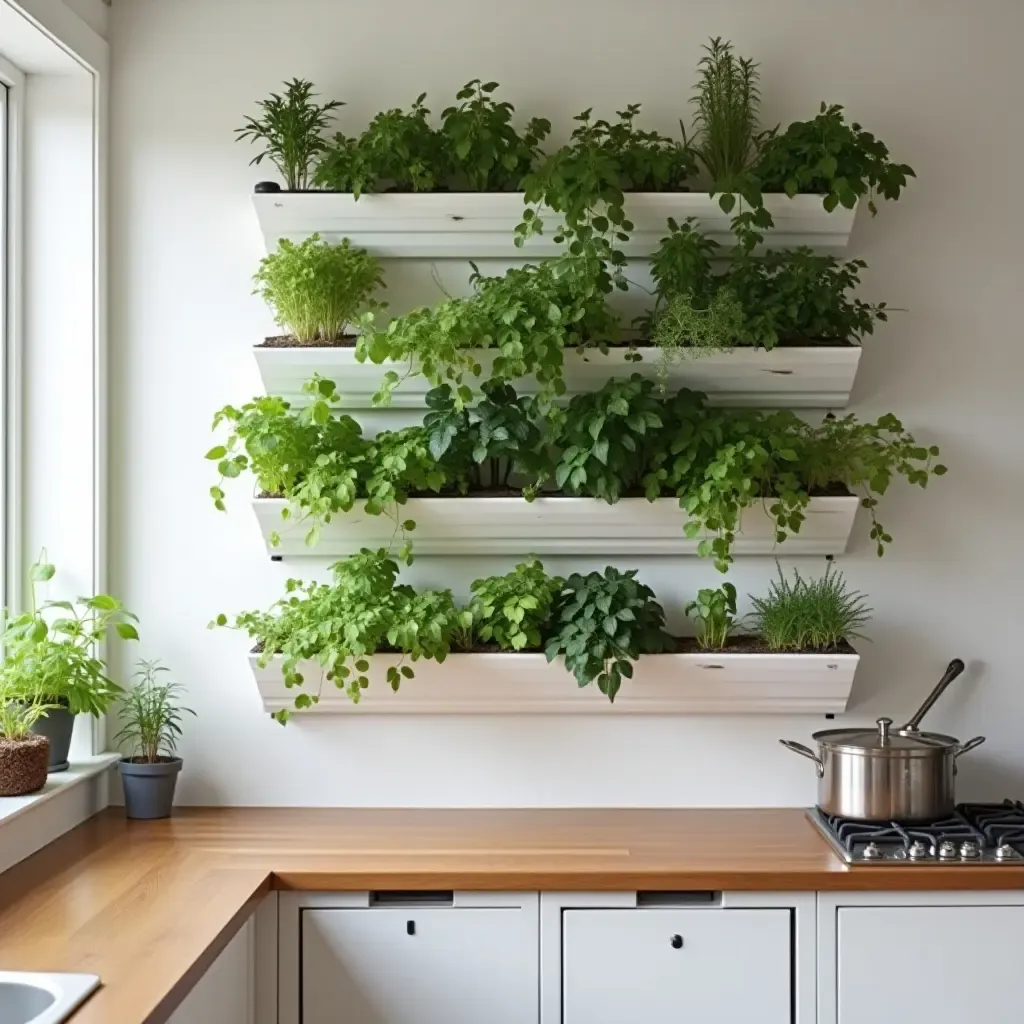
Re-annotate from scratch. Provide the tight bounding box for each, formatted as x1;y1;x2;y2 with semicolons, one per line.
253;192;858;257
252;495;858;557
254;344;861;409
250;650;860;715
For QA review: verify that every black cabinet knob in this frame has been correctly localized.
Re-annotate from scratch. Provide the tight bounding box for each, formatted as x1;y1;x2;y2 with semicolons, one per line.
670;934;683;949
406;920;415;936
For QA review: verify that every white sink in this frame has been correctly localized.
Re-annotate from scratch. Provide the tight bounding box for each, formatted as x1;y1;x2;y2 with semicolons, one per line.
0;973;99;1024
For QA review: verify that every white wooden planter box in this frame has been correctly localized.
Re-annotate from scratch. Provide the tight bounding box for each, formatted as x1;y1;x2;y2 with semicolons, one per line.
254;344;861;409
249;650;860;715
253;192;858;258
251;495;858;557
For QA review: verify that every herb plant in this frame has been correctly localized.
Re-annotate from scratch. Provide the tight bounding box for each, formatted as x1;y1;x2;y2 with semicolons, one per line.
235;79;342;191
216;548;459;721
546;568;673;702
685;37;769;203
1;554;139;715
441;80;550;191
686;583;738;650
254;235;384;344
652;289;745;372
113;660;195;763
748;562;871;651
754;103;915;214
467;558;563;651
314;94;448;196
0;688;56;741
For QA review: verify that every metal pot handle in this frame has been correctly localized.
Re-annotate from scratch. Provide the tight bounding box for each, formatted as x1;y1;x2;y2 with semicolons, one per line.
952;735;986;775
901;658;966;733
779;739;824;778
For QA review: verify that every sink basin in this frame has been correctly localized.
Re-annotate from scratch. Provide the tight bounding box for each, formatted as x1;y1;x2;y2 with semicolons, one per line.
0;973;99;1024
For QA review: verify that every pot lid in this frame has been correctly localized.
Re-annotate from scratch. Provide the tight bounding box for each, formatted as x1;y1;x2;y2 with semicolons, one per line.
812;717;960;756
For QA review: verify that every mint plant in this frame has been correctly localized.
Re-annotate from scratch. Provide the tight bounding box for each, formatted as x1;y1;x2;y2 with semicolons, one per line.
685;583;737;650
441;80;550;191
546;568;673;702
467;559;563;651
235;79;342;191
254;235;384;344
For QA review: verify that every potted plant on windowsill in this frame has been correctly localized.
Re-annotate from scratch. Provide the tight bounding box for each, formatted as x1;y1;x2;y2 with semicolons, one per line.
0;690;56;797
1;554;140;772
114;660;194;819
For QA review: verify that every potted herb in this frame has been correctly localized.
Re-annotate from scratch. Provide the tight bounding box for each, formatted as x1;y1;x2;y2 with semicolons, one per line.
254;234;384;348
0;691;56;797
0;555;139;771
114;660;194;819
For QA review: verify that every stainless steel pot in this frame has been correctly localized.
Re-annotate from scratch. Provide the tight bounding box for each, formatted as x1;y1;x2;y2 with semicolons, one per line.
780;659;985;822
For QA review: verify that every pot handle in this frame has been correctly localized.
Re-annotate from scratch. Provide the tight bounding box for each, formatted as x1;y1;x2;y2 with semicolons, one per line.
779;739;824;778
953;735;986;775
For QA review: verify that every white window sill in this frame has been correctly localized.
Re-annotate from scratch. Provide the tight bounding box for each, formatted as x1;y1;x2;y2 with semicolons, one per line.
0;753;120;873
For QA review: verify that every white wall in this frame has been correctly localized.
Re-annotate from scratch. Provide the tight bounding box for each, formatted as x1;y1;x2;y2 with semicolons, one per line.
108;0;1024;807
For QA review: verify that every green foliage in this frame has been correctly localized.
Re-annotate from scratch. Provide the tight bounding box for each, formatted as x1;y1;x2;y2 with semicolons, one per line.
235;78;342;191
467;558;563;651
685;583;737;650
748;562;871;651
361;252;617;408
649;217;720;309
517;105;695;277
254;235;384;343
546;568;672;702
112;660;195;763
218;549;459;720
685;37;769;195
441;80;550;191
754;102;915;215
0;690;56;741
652;289;745;375
314;93;448;196
0;553;139;716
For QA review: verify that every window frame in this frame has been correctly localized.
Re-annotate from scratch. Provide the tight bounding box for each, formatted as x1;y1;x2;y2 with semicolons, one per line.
0;53;24;615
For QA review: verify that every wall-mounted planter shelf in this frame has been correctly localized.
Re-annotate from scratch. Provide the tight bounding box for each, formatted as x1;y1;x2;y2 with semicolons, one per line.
254;344;861;409
251;495;858;558
250;650;859;715
252;192;858;258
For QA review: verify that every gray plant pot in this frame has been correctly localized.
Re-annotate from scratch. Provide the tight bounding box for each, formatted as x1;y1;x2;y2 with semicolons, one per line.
118;757;182;819
31;704;76;773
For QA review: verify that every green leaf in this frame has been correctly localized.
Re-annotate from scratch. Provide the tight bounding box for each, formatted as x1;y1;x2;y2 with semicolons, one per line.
115;622;140;641
205;446;227;460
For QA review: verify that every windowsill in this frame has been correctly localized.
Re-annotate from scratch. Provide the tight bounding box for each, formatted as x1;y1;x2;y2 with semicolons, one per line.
0;751;120;826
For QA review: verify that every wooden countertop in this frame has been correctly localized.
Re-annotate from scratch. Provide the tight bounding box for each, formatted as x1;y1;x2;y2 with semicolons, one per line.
3;806;1024;1022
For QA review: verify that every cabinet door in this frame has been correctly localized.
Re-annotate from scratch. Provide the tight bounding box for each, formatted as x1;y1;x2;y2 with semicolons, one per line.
562;908;791;1024
838;905;1024;1023
301;907;538;1024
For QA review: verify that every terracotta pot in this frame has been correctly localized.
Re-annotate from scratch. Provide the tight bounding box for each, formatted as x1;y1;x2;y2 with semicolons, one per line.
0;734;50;796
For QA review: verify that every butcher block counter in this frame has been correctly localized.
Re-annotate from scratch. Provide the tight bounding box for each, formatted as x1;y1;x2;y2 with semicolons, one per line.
2;806;1024;1023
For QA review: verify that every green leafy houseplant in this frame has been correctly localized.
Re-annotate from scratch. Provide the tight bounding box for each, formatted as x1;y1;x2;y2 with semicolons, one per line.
235;78;342;191
254;235;384;344
466;558;563;651
545;568;673;702
748;563;871;651
685;583;737;651
0;687;54;796
753;102;915;215
217;548;460;721
1;554;139;716
441;80;550;191
113;660;195;764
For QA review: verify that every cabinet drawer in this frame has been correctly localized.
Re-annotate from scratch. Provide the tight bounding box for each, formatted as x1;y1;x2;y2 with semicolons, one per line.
562;908;791;1023
301;906;538;1024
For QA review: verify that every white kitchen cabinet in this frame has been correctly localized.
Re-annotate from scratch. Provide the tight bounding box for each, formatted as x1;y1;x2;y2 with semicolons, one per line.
301;905;538;1024
837;904;1024;1023
561;908;792;1024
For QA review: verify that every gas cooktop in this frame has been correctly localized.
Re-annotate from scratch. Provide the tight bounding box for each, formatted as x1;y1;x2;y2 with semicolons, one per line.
809;800;1024;865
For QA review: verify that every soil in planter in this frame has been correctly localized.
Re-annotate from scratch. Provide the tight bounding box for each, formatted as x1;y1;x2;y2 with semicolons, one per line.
123;755;179;765
670;634;858;656
257;334;360;349
0;734;50;796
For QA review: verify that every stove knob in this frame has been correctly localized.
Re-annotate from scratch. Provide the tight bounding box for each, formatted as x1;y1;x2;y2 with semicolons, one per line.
908;840;931;860
960;840;981;859
937;840;959;861
996;844;1017;861
862;842;883;860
